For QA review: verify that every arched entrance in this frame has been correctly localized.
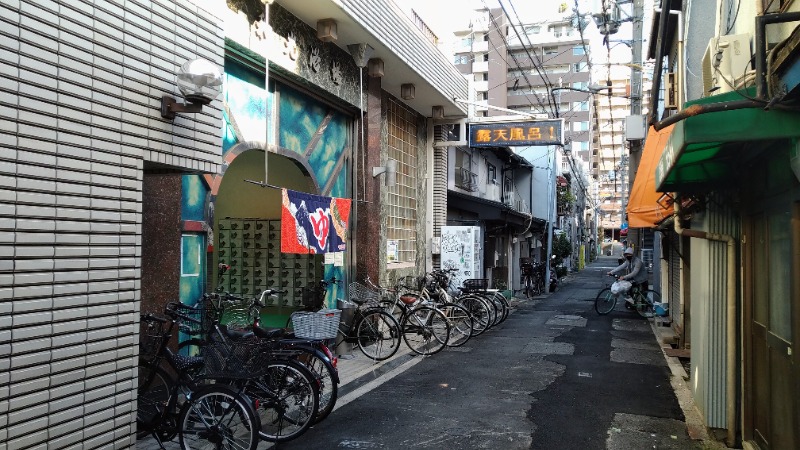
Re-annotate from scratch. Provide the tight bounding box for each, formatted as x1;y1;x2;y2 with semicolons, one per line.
211;148;325;327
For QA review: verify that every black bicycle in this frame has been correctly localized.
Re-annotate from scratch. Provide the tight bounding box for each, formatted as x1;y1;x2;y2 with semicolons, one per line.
137;304;260;449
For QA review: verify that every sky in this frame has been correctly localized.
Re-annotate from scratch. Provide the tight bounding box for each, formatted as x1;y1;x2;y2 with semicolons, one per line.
399;0;654;81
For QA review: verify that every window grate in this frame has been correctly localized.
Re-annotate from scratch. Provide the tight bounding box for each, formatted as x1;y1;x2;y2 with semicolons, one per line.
387;99;418;263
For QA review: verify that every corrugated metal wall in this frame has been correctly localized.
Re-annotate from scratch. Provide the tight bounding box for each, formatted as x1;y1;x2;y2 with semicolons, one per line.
689;193;740;429
0;0;223;447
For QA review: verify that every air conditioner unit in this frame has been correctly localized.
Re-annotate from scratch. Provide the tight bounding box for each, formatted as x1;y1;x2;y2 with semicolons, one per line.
665;72;678;109
433;119;468;147
702;33;752;96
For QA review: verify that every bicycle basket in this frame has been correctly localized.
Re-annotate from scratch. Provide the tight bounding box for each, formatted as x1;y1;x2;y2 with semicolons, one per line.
139;317;167;360
349;282;380;305
168;302;215;336
302;285;326;309
398;275;426;292
462;278;488;293
203;337;273;379
290;309;341;340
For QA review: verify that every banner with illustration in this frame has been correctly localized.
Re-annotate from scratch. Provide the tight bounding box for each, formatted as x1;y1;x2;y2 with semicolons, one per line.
281;189;351;254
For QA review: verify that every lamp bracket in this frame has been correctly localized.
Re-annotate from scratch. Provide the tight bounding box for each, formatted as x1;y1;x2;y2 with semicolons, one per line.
161;95;204;120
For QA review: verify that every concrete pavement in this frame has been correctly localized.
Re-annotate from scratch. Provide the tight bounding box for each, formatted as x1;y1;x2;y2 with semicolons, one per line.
137;255;729;449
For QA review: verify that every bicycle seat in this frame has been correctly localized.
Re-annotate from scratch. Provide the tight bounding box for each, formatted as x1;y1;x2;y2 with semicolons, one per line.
251;326;287;340
219;325;254;340
173;354;204;372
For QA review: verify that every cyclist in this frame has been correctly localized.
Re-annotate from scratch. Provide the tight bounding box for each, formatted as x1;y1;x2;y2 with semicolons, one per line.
607;247;648;305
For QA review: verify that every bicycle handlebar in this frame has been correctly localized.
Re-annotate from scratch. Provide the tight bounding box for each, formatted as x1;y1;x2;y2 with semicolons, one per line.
141;312;168;324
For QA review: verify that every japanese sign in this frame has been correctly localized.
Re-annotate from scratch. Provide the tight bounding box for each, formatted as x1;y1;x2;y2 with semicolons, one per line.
469;119;564;147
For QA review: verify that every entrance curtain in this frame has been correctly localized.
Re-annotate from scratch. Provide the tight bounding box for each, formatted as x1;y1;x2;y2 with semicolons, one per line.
280;189;351;254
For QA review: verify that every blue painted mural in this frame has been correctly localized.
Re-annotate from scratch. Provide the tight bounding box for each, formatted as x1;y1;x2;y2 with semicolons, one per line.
179;57;352;310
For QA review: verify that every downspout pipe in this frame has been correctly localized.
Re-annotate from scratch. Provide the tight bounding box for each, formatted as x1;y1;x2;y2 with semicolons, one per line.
674;201;737;448
648;0;672;126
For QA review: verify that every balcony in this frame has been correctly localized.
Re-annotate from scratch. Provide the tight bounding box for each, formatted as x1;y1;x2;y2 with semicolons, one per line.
456;167;478;192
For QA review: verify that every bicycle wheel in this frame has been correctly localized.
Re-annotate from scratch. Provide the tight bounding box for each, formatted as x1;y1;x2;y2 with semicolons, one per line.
535;274;545;296
488;293;507;326
456;295;492;336
594;288;617;315
440;302;473;347
246;359;319;442
356;309;401;361
178;383;259;450
401;306;450;356
294;350;338;424
137;362;173;437
491;292;510;325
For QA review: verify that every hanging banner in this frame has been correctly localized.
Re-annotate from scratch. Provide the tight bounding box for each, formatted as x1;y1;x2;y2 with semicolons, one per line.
281;189;351;254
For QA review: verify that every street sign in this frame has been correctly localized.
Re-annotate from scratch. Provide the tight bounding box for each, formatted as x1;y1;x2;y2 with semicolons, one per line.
469;119;564;147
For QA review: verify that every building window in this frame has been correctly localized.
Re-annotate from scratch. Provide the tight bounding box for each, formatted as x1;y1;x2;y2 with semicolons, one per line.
454;54;470;65
543;46;559;56
573;62;587;72
573;46;585;55
487;163;497;184
572;81;588;90
387;99;418;264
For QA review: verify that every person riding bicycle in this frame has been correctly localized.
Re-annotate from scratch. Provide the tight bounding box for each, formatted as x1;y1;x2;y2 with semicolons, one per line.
607;247;648;305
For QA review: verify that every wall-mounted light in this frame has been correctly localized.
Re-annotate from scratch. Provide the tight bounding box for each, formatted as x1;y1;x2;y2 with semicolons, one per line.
372;159;397;187
401;83;415;100
161;58;222;120
367;58;384;77
432;105;444;119
317;18;337;42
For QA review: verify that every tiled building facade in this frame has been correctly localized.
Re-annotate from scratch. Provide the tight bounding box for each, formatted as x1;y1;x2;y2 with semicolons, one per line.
0;0;223;447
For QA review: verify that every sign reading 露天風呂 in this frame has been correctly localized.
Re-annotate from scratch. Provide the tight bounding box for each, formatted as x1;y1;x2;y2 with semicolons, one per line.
469;119;564;147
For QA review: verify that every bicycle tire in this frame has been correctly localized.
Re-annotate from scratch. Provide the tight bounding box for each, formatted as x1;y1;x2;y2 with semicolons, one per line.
401;306;450;356
491;292;510;325
178;383;259;450
488;293;507;326
245;359;319;442
356;309;401;361
136;362;173;437
293;350;338;424
440;302;473;347
594;288;617;315
455;295;492;336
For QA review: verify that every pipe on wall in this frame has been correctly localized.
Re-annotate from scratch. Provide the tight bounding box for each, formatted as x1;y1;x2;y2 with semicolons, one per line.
674;200;737;447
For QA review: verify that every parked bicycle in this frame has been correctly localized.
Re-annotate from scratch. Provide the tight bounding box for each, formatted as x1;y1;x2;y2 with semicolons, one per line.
137;303;261;449
291;278;402;361
163;297;321;443
520;260;546;298
595;275;662;317
360;276;451;356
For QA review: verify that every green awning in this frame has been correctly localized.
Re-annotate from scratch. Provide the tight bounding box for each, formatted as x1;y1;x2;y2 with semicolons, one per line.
655;88;800;192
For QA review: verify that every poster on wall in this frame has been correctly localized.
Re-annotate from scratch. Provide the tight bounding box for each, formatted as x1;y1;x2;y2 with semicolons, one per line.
440;226;482;290
387;240;398;262
281;188;352;254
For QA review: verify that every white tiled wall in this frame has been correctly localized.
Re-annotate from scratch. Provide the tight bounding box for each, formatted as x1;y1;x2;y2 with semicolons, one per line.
0;0;223;447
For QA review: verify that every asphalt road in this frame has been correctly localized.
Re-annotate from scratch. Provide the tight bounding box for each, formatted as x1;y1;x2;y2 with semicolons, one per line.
276;256;696;450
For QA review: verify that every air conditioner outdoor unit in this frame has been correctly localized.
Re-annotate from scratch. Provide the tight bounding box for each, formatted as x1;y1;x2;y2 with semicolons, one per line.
702;33;752;96
665;72;678;109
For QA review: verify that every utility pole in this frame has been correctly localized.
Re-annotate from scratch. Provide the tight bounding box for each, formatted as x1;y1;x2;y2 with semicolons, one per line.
625;0;644;249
